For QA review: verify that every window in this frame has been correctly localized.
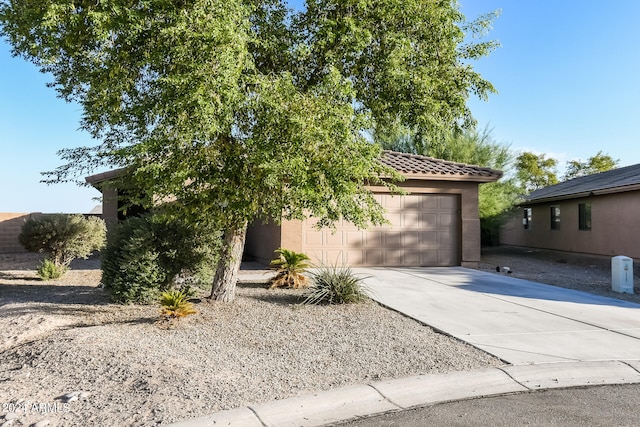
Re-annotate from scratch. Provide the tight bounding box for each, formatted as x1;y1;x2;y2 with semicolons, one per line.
550;205;561;230
579;203;591;230
523;208;532;229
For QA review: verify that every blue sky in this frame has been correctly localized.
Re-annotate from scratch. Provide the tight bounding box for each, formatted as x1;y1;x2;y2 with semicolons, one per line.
1;0;640;213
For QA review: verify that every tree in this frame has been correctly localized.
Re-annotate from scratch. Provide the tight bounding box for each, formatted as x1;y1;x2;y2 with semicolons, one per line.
19;214;106;278
1;0;498;301
564;151;619;180
515;152;559;192
381;125;520;244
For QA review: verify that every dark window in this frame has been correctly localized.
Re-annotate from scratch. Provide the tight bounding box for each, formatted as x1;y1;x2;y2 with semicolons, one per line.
579;203;591;230
550;205;561;230
523;208;532;229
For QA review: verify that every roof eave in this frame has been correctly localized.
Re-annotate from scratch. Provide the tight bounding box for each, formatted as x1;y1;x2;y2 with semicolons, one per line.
398;172;502;183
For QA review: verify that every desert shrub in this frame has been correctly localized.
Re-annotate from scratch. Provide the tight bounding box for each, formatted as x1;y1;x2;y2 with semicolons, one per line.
19;214;106;279
101;213;221;303
302;266;369;305
269;248;312;289
159;289;197;320
37;258;66;280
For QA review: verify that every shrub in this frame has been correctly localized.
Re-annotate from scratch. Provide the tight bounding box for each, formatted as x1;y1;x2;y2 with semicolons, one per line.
269;248;312;289
19;214;106;279
302;266;369;305
159;290;197;320
37;258;66;280
101;213;220;303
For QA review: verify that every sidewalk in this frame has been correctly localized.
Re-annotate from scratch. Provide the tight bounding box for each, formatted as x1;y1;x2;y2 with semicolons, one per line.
170;267;640;427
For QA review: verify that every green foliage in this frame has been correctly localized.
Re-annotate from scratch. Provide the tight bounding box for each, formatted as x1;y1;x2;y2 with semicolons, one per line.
515;152;559;192
380;125;520;245
101;213;220;303
159;290;197;320
19;214;106;273
269;248;312;289
564;151;619;180
302;266;369;305
36;258;66;281
1;0;498;300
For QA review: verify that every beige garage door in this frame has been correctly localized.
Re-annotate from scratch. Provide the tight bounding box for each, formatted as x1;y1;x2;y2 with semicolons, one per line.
302;194;460;267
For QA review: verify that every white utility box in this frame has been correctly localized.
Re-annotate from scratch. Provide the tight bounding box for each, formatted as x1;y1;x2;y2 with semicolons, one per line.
612;256;634;294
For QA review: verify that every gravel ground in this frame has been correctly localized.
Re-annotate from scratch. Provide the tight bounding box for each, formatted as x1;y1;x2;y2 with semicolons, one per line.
0;253;501;427
2;247;637;427
479;245;640;305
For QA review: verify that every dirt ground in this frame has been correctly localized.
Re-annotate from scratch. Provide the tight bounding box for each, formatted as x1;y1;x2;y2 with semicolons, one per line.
479;245;640;305
0;252;501;427
1;247;638;426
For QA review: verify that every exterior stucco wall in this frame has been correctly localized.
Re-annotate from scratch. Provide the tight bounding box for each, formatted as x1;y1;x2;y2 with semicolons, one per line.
101;188;119;231
500;190;640;259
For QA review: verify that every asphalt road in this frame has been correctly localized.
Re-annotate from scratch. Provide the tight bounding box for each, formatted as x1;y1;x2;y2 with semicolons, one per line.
333;384;640;427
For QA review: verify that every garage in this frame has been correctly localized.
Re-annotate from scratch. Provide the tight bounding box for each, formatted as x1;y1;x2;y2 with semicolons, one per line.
301;194;460;266
227;151;502;268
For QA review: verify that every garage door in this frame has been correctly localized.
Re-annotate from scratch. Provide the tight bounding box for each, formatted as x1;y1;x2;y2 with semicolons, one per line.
301;194;460;267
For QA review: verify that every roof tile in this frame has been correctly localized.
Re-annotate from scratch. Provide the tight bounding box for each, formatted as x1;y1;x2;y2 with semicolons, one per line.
380;151;502;181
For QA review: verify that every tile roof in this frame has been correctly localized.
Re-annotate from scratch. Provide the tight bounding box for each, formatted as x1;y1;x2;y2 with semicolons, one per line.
525;163;640;203
85;151;503;186
380;150;502;182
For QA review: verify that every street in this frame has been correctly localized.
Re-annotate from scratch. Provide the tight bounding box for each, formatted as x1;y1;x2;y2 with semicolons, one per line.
334;384;640;427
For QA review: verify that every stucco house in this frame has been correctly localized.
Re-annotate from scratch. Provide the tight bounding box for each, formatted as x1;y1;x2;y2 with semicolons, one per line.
500;163;640;259
244;151;501;268
86;150;502;268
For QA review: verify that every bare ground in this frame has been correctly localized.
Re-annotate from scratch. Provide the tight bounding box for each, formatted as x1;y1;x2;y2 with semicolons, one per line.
479;245;640;305
2;247;637;426
0;253;501;427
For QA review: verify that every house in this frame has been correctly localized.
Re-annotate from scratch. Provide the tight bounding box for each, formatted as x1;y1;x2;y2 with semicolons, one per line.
245;151;501;268
86;151;502;268
500;163;640;259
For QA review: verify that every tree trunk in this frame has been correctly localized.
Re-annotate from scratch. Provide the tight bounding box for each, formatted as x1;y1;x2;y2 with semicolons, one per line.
209;221;248;302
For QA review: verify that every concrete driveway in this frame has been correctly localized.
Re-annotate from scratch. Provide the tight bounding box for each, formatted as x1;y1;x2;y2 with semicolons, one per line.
354;267;640;364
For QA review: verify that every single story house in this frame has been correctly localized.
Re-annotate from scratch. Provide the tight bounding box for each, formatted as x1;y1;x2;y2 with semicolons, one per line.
86;151;502;268
500;163;640;259
245;151;501;268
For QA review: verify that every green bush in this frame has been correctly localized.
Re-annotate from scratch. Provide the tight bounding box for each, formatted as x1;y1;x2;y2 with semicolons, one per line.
101;213;220;303
302;266;369;305
19;214;106;279
37;258;66;280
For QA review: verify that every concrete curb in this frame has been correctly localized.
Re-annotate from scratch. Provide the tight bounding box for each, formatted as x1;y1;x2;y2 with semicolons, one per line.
169;360;640;427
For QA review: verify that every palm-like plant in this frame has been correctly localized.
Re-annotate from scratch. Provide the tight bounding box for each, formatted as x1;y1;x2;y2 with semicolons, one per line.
159;290;197;319
269;248;312;289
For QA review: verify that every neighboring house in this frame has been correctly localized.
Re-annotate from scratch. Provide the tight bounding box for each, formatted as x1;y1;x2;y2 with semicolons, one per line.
500;163;640;259
86;151;502;268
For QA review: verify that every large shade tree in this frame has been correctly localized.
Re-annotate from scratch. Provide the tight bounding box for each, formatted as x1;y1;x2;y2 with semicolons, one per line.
0;0;498;301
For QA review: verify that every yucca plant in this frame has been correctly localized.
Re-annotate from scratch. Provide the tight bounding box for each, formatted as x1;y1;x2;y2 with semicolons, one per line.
159;290;197;320
269;248;312;289
302;266;369;305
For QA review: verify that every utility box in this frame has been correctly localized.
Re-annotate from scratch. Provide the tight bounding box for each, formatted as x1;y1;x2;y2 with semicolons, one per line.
612;256;634;294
